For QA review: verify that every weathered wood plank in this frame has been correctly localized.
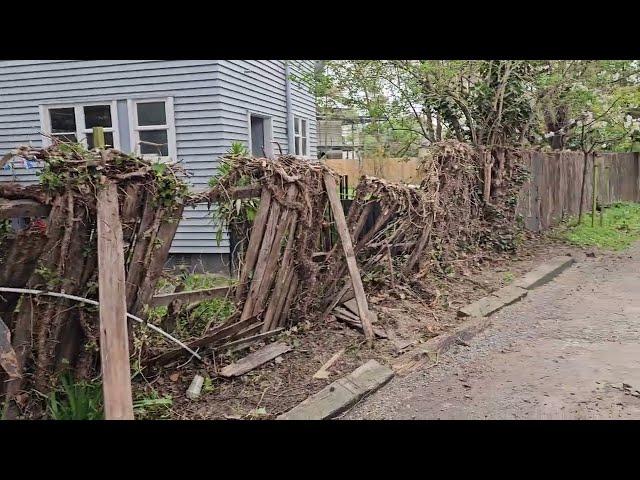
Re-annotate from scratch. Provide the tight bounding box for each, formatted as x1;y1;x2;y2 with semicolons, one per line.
342;298;359;317
254;185;298;315
216;328;284;351
403;223;432;274
187;185;263;205
313;349;345;380
149;286;232;307
97;181;134;420
0;199;50;220
262;205;298;332
219;341;292;377
333;308;387;338
236;188;272;302
0;316;19;379
278;275;298;328
146;315;260;367
324;172;374;342
133;203;185;316
240;199;282;320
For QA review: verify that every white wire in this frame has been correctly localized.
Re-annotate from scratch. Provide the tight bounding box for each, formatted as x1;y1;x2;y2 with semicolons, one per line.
0;286;201;361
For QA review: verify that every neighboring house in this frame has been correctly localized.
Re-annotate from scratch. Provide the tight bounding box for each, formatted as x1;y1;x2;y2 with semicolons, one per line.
0;60;317;270
317;108;366;160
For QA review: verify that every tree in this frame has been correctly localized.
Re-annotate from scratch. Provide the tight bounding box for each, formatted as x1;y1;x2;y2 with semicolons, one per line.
538;60;640;152
306;60;640;153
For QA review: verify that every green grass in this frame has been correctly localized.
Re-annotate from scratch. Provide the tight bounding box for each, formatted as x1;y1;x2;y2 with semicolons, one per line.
47;373;104;420
558;202;640;251
148;273;236;337
133;389;173;420
180;273;232;290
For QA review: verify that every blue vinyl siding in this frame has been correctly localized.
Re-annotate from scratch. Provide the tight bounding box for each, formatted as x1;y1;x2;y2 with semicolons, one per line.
0;60;317;254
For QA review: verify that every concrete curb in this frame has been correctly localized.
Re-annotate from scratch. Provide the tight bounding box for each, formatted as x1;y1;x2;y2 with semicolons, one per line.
394;255;576;376
277;359;394;420
457;285;528;317
457;255;575;317
513;255;575;290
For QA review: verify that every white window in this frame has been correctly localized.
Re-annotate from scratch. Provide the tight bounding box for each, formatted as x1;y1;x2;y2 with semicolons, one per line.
128;98;177;162
294;116;309;156
41;102;120;149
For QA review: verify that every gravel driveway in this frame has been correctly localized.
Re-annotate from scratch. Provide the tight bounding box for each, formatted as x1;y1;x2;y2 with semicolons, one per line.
344;243;640;420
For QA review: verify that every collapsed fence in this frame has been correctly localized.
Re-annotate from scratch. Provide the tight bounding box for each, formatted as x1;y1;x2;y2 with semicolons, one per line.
1;140;638;419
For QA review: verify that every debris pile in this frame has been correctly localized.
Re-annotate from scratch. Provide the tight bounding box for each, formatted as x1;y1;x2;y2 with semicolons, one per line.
149;155;363;363
0;139;530;419
156;142;529;363
0;143;188;418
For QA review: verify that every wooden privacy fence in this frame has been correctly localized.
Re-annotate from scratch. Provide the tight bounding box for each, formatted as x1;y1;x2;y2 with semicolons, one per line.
516;151;640;231
327;151;640;233
324;157;422;185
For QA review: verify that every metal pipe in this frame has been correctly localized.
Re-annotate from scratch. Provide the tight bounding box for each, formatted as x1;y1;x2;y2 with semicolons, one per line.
284;61;295;155
0;286;201;360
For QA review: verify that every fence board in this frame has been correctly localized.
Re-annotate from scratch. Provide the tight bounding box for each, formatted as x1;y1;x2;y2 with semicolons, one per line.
519;152;638;231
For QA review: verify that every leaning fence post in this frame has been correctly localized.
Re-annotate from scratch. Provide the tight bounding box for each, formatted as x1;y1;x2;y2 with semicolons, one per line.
95;125;134;420
323;172;374;344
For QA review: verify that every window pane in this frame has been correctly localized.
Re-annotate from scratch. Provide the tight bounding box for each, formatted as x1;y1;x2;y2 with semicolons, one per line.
294;117;300;135
52;133;77;143
87;131;114;149
84;105;112;129
139;130;169;156
137;102;166;126
302;138;307;155
301;119;307;137
49;108;76;133
295;137;301;155
250;116;265;157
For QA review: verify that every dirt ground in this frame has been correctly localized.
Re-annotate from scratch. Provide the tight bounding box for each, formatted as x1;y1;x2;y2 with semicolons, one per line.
344;242;640;420
135;231;588;420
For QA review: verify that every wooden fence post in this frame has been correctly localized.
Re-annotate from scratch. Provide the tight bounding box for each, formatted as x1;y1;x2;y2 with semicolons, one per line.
95;127;134;420
636;152;640;203
602;162;609;227
592;162;598;228
323;172;374;344
93;126;105;149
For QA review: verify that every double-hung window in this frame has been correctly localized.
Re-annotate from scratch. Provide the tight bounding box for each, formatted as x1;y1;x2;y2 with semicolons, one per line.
42;102;119;149
294;116;309;156
128;98;177;162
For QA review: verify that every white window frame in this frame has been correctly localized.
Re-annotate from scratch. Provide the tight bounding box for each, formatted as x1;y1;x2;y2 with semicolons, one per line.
294;116;310;157
247;112;274;158
127;97;177;162
40;101;120;149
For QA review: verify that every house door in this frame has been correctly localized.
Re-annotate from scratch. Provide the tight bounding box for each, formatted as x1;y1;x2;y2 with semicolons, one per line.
250;116;265;157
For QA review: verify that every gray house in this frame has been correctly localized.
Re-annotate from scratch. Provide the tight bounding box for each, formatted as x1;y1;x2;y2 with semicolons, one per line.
0;60;318;269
